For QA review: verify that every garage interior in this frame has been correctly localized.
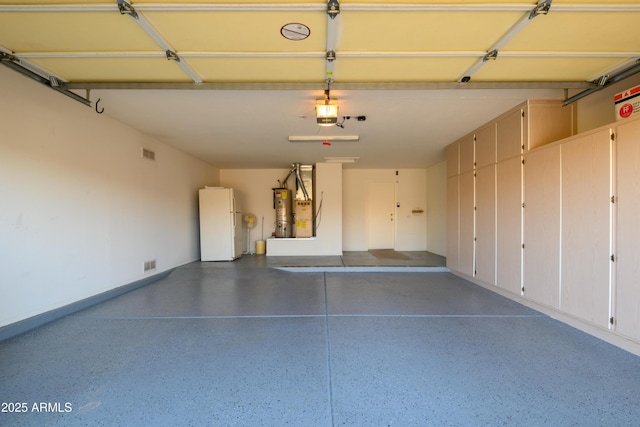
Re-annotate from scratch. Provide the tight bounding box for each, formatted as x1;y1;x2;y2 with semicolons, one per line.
2;0;640;425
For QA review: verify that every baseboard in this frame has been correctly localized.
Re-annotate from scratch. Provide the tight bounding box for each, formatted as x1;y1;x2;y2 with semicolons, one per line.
448;269;640;357
276;266;449;273
0;268;175;343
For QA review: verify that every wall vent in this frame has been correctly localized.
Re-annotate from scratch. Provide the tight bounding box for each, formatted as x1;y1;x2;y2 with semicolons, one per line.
142;147;156;161
144;259;156;272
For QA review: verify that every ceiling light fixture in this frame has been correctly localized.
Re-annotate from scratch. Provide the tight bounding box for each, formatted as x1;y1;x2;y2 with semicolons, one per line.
324;157;359;163
288;135;359;142
316;100;338;126
316;87;338;126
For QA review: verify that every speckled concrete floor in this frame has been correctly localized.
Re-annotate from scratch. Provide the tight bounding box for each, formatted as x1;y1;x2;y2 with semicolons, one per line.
1;259;640;426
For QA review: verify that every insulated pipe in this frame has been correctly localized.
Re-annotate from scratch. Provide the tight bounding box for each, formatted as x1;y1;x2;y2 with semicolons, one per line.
294;164;310;201
280;164;310;200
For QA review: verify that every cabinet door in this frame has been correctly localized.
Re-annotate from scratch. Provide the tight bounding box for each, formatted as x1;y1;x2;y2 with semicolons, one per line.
459;171;475;277
459;135;475;174
446;144;459;177
615;119;640;340
446;176;459;271
523;145;561;309
475;164;496;285
526;102;576;151
496;156;522;295
560;129;611;327
497;108;523;162
476;124;497;168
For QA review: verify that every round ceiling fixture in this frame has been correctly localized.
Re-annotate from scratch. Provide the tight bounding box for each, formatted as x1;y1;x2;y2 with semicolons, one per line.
280;23;310;41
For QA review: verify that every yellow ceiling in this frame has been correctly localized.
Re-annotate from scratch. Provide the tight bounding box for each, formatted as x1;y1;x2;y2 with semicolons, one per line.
1;0;639;88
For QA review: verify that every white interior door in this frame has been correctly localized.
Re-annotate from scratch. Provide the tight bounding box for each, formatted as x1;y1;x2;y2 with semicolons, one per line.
367;182;395;249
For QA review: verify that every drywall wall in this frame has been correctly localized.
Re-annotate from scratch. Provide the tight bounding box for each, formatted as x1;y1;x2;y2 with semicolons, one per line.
221;164;344;256
427;161;447;256
260;162;343;256
220;168;291;251
0;67;218;328
576;73;640;133
342;169;428;251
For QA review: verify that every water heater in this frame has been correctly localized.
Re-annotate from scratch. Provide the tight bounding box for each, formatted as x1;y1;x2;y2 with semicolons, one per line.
273;188;292;238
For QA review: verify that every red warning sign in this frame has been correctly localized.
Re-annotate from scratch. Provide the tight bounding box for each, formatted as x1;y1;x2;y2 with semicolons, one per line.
614;85;640;121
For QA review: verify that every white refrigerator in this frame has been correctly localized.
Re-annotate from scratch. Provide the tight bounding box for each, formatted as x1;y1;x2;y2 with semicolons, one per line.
199;187;243;261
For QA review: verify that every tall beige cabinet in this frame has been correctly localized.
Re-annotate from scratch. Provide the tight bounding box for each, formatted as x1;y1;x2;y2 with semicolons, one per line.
474;124;497;285
615;118;640;342
495;107;524;295
447;100;576;291
559;129;611;327
523;144;562;308
447;103;640;354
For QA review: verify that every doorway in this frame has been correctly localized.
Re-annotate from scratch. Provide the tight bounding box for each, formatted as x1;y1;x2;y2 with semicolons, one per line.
367;182;395;249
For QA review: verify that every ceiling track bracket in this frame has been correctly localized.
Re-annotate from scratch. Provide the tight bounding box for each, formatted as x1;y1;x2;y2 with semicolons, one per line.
483;49;499;62
165;50;180;62
530;0;552;19
327;0;340;19
0;51;18;63
117;0;138;19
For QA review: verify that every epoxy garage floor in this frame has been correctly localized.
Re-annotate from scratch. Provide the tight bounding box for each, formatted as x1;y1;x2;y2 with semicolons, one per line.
2;256;640;426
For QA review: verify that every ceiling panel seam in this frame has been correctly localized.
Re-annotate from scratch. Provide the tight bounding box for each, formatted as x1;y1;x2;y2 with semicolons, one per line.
3;4;639;13
60;81;596;91
14;51;640;60
12;51;640;59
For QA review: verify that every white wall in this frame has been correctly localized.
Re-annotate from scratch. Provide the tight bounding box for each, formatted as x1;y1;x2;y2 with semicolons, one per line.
426;161;447;256
222;165;447;255
0;68;218;328
220;168;290;252
264;162;343;256
221;163;343;256
576;73;640;133
342;169;428;251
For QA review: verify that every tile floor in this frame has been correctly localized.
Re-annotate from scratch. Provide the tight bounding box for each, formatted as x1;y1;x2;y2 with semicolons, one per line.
1;253;640;426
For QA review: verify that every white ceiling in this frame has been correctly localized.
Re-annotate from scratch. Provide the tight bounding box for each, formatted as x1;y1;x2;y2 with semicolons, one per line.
91;87;568;168
2;0;640;169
